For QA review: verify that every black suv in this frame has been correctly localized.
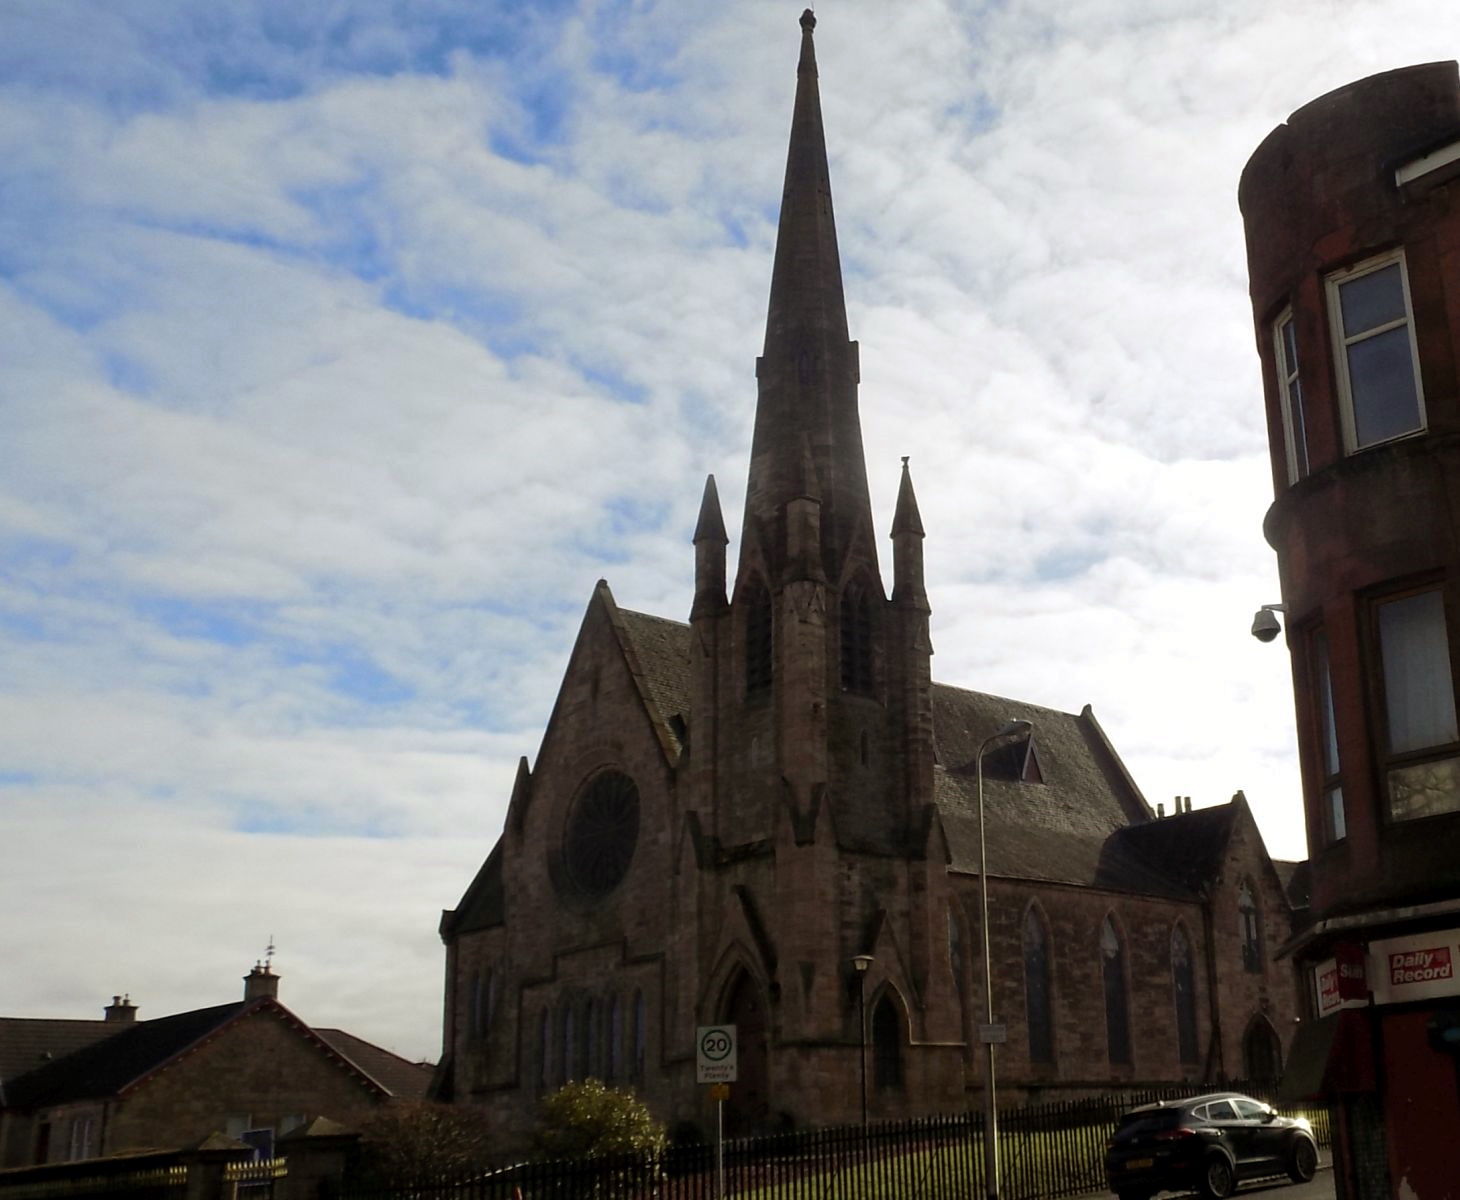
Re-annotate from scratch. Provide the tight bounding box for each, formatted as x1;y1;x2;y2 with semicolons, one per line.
1105;1091;1318;1200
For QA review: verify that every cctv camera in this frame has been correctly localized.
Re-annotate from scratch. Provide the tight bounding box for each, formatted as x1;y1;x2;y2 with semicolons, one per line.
1251;608;1282;643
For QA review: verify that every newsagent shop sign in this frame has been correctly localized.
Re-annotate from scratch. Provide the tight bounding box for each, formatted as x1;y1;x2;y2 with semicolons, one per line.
1369;928;1460;1006
1313;927;1460;1013
1314;942;1368;1016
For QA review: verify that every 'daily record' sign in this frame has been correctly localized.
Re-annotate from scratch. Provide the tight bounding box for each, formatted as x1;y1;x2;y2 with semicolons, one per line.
1368;928;1460;1005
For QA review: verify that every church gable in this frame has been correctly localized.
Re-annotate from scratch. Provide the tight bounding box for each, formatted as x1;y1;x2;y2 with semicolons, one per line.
533;582;687;778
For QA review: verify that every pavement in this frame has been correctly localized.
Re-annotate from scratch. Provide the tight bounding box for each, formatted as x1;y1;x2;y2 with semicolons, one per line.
1128;1154;1336;1200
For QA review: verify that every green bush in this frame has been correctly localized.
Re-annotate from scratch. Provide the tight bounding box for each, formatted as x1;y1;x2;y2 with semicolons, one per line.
533;1078;666;1161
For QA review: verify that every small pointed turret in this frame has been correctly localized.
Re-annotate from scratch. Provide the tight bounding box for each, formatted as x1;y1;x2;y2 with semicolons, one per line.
892;457;928;610
741;10;877;593
693;475;728;619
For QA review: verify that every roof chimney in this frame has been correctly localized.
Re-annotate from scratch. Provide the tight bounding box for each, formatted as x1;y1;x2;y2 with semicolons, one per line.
104;994;137;1023
244;962;279;1002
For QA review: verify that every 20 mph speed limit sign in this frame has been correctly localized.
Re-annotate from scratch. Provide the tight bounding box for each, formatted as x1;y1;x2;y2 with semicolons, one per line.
696;1025;737;1083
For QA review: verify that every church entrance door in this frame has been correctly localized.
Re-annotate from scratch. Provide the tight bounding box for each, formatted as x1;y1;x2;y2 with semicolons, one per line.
723;971;769;1135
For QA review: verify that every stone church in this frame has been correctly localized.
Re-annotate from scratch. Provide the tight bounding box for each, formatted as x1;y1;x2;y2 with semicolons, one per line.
436;12;1300;1143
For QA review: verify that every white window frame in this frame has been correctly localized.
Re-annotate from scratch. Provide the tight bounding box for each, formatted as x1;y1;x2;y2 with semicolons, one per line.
1374;585;1460;822
1326;250;1426;454
1312;631;1346;843
1273;309;1308;483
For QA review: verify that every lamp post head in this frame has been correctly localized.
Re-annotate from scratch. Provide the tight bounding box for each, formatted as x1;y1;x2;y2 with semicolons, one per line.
851;954;874;974
979;718;1033;759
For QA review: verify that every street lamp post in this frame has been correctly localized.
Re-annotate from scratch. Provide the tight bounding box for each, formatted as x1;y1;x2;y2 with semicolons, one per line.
851;954;873;1128
975;718;1032;1200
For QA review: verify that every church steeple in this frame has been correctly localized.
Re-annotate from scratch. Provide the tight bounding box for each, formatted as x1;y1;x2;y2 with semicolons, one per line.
741;9;877;593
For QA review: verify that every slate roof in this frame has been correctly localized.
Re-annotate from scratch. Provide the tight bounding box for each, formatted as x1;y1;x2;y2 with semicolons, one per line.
2;1003;245;1108
1;999;419;1112
929;683;1157;884
0;1019;124;1095
604;611;1185;886
1275;859;1312;912
617;609;692;747
313;1030;433;1100
1108;803;1239;896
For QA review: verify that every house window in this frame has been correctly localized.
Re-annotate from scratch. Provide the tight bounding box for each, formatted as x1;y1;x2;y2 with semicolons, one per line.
66;1114;96;1162
1327;252;1425;451
840;581;874;693
872;996;903;1090
1274;310;1309;481
1375;587;1460;820
1313;632;1346;842
743;580;773;695
1100;916;1131;1065
538;1007;551;1089
1023;908;1054;1064
1171;924;1199;1066
240;1129;275;1161
1239;880;1263;973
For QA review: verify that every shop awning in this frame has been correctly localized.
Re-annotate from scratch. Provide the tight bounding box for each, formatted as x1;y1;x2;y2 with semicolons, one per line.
1280;1010;1376;1102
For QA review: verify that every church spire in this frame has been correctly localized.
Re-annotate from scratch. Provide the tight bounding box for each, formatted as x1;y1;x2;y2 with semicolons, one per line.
741;9;877;592
762;9;849;356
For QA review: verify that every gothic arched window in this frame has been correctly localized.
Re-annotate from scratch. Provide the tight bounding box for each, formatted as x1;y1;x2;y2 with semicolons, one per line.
1239;881;1263;973
742;580;773;695
948;907;967;1001
561;1004;575;1083
1172;924;1199;1065
585;998;599;1079
1023;908;1054;1065
1101;916;1132;1065
840;581;874;693
467;970;482;1040
607;993;622;1082
872;995;903;1090
632;989;647;1079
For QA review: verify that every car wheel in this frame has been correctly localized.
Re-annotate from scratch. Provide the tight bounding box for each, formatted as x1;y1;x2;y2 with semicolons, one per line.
1288;1136;1318;1183
1199;1153;1236;1200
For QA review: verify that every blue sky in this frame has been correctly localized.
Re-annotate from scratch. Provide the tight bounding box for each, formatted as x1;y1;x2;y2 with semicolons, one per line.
6;0;1460;1061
